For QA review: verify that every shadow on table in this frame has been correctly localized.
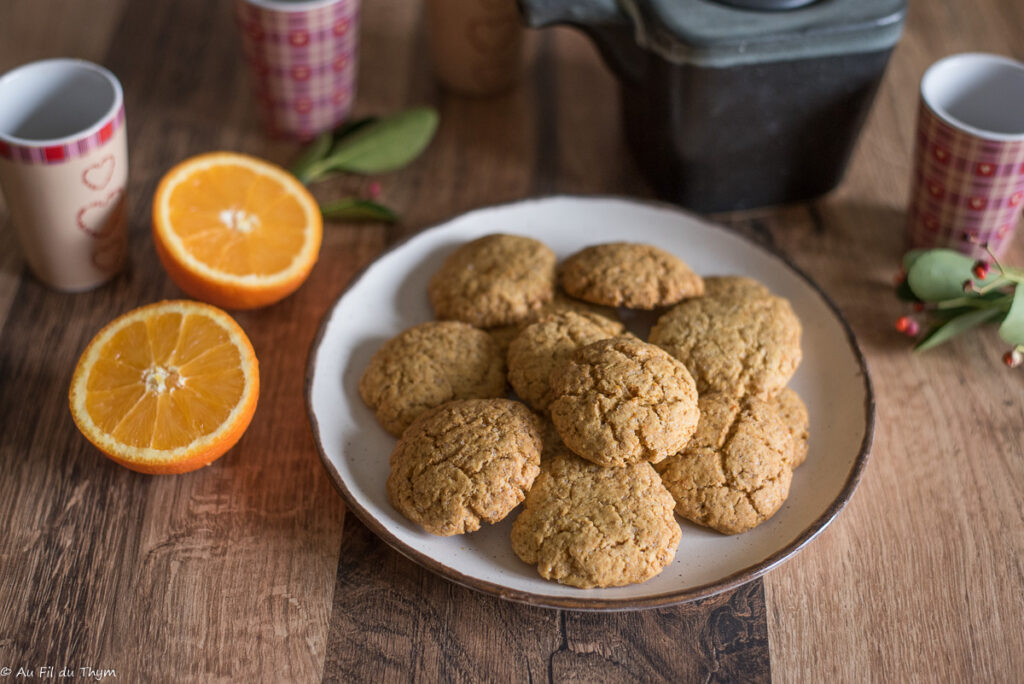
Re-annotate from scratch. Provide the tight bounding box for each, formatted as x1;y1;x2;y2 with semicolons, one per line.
323;515;770;684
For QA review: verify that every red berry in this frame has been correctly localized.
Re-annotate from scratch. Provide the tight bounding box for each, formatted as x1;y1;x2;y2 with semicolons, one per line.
1005;349;1023;368
913;302;926;312
972;260;991;279
367;181;382;199
895;316;911;333
905;319;921;337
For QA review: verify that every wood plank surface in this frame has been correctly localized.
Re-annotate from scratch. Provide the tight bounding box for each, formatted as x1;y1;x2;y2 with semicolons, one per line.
1;0;1023;682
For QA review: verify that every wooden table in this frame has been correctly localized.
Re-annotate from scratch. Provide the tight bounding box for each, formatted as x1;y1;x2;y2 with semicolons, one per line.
2;1;1022;681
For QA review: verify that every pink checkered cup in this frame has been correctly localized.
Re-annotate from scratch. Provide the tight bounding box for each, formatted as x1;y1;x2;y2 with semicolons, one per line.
907;53;1024;260
235;0;361;140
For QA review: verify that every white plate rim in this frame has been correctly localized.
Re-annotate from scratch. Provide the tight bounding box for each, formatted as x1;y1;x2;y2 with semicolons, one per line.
304;195;875;611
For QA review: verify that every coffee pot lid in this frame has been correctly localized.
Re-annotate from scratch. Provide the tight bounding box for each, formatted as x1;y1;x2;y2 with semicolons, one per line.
622;0;907;67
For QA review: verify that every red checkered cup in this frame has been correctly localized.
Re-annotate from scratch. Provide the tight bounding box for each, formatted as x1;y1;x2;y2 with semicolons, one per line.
235;0;361;140
0;59;129;291
907;53;1024;259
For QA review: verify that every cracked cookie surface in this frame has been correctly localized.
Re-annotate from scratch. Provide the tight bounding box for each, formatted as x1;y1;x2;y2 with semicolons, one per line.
649;284;801;400
655;392;793;535
772;387;809;468
549;337;700;468
359;321;506;436
387;399;543;536
488;292;621;359
428;234;557;328
510;447;681;588
702;275;772;301
559;242;704;309
508;311;624;413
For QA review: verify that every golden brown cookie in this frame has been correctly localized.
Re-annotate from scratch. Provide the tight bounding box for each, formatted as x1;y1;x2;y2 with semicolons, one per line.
359;321;506;436
510;449;681;588
508;311;624;413
649;285;802;400
387;399;543;536
549;337;700;468
772;387;809;468
487;292;621;359
655;392;793;535
702;275;772;301
559;242;704;309
428;234;557;328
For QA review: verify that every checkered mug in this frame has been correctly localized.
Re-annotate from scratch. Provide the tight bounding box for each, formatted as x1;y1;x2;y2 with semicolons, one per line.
236;0;361;140
907;53;1024;259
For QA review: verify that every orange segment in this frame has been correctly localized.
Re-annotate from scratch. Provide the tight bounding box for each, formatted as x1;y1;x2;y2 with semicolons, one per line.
152;152;322;310
69;300;260;474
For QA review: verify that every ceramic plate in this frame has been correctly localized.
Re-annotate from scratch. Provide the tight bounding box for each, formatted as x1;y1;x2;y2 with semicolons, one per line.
306;196;873;611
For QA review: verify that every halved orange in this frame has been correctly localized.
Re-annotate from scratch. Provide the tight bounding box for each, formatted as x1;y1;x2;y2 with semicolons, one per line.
69;300;260;474
153;151;322;310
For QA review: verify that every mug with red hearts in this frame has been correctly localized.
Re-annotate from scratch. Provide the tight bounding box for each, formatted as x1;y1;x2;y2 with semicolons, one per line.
0;58;128;291
907;53;1024;259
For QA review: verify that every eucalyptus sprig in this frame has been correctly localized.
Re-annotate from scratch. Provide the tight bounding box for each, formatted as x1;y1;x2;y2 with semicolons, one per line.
289;107;440;223
894;245;1024;366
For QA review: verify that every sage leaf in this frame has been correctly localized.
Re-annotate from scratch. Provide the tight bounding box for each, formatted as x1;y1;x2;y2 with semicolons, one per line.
906;249;1000;301
321;198;398;223
998;286;1024;345
324;106;439;175
296;117;380;183
902;248;928;272
290;131;333;183
332;116;378;142
914;307;1002;352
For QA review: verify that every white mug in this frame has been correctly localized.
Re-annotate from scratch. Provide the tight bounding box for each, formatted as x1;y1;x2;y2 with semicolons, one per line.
0;58;129;291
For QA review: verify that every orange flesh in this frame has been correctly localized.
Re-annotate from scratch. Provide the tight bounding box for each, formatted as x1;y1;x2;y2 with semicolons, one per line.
166;164;308;277
82;311;246;450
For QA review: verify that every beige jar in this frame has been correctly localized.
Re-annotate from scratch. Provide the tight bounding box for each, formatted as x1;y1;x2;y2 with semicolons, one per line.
426;0;525;96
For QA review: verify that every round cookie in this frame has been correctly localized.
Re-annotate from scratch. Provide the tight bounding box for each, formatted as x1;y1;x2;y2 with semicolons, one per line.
655;392;793;535
359;321;506;436
772;387;809;468
549;337;700;468
508;311;624;413
428;234;557;328
511;449;681;588
387;399;543;536
702;275;772;301
559;242;704;309
649;287;802;400
488;292;621;359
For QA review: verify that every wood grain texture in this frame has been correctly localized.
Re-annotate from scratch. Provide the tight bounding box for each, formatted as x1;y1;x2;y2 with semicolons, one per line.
762;2;1024;681
0;1;351;681
325;515;769;684
2;0;1023;681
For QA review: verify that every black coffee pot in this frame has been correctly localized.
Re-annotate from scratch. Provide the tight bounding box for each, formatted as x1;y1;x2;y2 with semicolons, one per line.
518;0;907;212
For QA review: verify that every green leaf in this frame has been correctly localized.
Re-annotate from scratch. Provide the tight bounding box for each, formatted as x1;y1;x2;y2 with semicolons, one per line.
902;249;929;272
998;286;1024;345
906;249;1000;301
290;131;333;183
293;117;378;184
914;307;1002;352
320;198;398;223
323;106;439;175
332;116;378;142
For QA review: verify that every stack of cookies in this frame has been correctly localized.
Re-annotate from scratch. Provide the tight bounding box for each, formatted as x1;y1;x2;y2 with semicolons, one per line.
359;234;809;589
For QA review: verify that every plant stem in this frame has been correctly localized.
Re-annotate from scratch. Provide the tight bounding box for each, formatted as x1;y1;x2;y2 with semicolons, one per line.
935;295;1012;310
